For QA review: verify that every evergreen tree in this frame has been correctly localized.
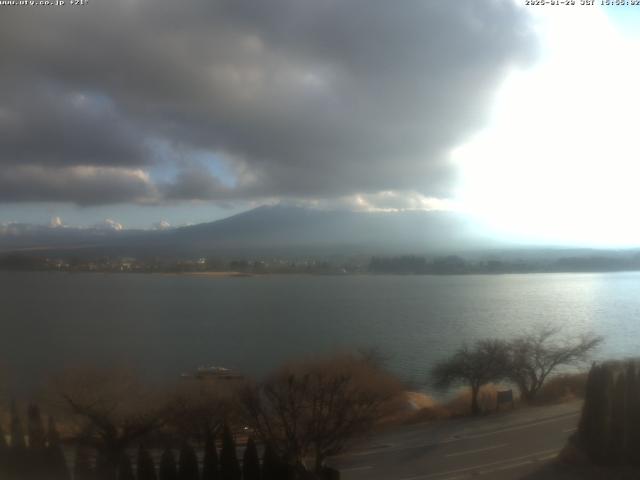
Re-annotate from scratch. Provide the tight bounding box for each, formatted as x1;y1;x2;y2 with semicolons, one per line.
47;416;61;447
27;403;47;480
159;448;178;480
630;364;640;466
591;364;614;465
27;404;46;450
137;445;157;480
10;401;25;449
46;416;71;480
9;401;27;479
261;444;287;480
607;373;626;465
74;446;94;480
622;361;636;458
178;443;199;480
202;431;220;480
96;450;117;480
0;422;6;450
118;453;135;480
578;362;618;465
599;364;615;464
579;364;603;463
220;425;241;480
261;444;276;480
242;438;260;480
0;421;9;480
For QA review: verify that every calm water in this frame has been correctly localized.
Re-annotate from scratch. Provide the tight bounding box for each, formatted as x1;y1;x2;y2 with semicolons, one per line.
1;271;639;394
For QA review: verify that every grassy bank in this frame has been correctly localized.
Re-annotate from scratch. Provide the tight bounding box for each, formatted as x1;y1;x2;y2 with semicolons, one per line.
396;372;588;425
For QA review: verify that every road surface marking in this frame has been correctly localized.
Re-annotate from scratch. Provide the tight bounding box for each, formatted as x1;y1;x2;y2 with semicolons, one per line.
478;452;558;473
459;412;579;441
422;453;560;480
341;465;373;472
562;427;577;433
344;412;578;458
445;443;508;458
397;448;559;480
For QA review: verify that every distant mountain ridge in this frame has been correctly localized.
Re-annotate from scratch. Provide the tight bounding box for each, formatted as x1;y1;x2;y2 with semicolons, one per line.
0;205;497;258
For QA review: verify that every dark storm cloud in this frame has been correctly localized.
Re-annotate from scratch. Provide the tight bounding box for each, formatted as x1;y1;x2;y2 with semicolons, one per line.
0;166;156;205
0;85;149;167
0;0;536;205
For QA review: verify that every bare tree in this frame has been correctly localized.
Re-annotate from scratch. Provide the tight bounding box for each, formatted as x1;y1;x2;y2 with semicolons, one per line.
164;380;237;442
51;368;167;480
506;326;602;402
241;353;402;473
431;339;509;415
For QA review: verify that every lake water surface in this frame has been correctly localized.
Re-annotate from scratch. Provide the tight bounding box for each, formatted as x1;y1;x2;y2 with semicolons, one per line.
1;271;639;394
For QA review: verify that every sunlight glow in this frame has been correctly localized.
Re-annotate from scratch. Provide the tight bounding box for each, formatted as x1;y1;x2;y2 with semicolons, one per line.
455;5;640;247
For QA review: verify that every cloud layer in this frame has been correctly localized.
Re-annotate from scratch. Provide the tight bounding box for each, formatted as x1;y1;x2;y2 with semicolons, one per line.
0;0;535;207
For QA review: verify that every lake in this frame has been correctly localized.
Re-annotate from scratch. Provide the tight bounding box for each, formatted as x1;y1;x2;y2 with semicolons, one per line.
1;271;639;395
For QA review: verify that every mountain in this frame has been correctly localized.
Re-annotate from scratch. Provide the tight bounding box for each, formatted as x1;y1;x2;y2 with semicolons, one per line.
0;222;145;252
0;205;499;258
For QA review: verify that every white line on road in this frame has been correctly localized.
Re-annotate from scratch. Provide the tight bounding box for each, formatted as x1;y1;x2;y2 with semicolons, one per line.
562;427;577;433
397;448;560;480
414;453;560;480
468;452;558;478
341;465;373;472
445;443;508;458
344;412;578;458
458;412;579;442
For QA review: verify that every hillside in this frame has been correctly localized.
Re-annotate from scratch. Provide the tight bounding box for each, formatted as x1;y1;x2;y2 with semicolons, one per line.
0;206;496;258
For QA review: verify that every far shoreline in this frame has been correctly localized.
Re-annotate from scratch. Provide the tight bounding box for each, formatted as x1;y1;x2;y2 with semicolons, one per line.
168;271;256;278
5;268;640;277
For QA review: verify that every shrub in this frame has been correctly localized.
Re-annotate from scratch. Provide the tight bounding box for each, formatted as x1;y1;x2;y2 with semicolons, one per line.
534;373;588;404
576;360;640;466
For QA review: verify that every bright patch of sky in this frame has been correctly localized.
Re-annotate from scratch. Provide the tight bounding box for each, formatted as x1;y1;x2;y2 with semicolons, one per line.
455;3;640;247
191;151;238;189
603;2;640;37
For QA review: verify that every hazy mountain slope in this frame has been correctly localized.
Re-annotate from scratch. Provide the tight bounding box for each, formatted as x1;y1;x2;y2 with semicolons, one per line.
0;206;498;258
131;205;498;257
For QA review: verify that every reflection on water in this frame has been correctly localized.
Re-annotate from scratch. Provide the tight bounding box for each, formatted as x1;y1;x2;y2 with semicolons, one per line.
0;271;638;394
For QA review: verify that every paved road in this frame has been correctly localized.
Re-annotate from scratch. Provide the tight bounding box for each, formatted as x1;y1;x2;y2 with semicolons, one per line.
329;401;582;480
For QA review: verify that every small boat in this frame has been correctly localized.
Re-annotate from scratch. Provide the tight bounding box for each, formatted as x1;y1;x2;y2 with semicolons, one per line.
181;365;244;380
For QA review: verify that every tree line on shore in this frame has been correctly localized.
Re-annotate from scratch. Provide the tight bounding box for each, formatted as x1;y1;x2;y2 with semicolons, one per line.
370;254;640;274
6;251;640;276
431;326;602;415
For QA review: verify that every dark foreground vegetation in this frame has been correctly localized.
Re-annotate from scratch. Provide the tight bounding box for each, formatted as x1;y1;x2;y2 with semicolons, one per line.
0;329;604;479
0;352;401;480
0;412;334;480
566;359;640;467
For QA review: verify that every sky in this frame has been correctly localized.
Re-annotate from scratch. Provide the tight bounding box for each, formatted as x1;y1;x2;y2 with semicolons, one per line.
0;0;638;246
